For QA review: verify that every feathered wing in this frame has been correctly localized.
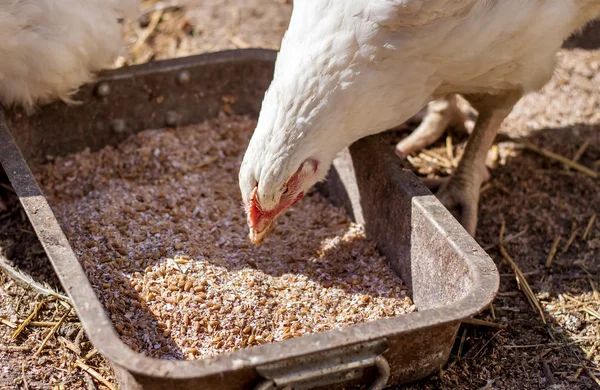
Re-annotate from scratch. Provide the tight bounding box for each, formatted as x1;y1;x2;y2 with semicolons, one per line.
362;0;480;29
0;0;140;112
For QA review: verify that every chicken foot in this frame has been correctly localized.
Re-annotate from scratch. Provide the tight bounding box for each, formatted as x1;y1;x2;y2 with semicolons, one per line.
395;94;474;158
428;91;522;236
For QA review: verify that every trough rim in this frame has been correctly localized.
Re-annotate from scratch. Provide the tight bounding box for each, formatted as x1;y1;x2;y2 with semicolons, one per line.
0;48;499;381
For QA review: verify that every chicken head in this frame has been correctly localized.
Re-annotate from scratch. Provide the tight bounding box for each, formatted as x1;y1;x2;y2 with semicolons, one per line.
242;158;319;245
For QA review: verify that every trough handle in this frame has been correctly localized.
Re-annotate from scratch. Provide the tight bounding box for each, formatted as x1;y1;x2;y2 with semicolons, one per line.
253;340;389;390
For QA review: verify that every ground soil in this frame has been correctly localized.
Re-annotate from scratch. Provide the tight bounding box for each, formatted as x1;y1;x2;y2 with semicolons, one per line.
1;1;599;389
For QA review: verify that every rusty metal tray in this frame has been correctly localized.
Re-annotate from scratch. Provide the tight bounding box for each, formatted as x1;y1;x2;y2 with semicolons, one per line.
0;49;499;390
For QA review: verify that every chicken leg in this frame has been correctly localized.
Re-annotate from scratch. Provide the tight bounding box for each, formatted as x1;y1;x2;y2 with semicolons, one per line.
429;91;522;236
395;94;474;158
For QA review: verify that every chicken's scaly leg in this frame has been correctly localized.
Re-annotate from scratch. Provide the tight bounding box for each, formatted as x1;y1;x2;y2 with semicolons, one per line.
395;94;474;158
432;91;522;236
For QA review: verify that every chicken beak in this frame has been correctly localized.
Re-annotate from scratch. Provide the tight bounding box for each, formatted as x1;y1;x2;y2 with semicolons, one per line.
248;222;274;245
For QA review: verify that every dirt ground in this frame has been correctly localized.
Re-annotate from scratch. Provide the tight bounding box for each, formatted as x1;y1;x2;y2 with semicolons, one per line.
1;1;599;389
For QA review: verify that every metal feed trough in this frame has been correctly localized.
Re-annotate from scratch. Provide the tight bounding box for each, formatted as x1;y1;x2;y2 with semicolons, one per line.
0;49;499;390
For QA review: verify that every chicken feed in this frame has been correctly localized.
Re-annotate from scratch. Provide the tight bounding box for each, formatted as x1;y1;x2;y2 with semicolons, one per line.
35;115;416;360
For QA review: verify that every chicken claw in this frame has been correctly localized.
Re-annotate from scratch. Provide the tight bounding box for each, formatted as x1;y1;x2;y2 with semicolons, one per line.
423;175;486;237
396;94;475;158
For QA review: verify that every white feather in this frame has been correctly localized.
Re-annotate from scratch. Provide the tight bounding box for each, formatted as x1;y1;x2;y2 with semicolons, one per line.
0;0;139;112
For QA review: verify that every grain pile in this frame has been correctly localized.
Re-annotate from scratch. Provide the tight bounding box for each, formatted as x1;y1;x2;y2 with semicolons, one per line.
35;115;415;360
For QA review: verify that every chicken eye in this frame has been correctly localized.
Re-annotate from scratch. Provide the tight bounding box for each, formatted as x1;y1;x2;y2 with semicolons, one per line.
282;187;289;195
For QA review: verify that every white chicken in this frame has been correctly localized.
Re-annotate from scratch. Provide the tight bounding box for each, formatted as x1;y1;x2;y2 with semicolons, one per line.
239;0;600;244
0;0;137;211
